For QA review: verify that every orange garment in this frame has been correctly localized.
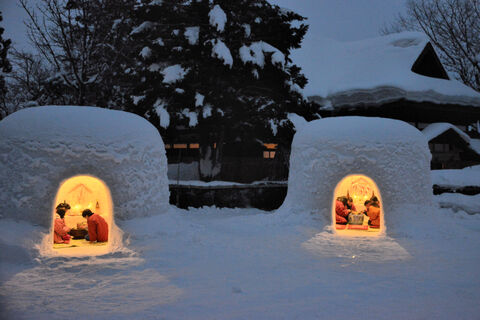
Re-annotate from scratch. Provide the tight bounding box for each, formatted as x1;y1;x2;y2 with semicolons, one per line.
54;217;71;244
87;213;109;242
367;206;381;228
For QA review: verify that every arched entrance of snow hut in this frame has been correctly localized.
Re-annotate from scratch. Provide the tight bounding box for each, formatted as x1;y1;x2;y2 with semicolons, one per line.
332;175;384;236
52;175;113;255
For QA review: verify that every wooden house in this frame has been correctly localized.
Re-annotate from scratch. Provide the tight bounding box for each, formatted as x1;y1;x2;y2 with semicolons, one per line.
422;123;480;169
305;32;480;168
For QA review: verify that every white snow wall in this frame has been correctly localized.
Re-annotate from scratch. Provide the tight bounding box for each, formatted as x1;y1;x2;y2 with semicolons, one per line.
281;116;433;230
0;106;170;228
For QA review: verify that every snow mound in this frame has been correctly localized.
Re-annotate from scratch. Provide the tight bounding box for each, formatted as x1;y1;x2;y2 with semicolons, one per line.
435;193;480;215
280;116;433;233
431;165;480;188
0;106;170;227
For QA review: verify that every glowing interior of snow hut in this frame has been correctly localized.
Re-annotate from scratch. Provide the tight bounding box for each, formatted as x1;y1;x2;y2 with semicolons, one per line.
332;175;383;235
52;175;113;254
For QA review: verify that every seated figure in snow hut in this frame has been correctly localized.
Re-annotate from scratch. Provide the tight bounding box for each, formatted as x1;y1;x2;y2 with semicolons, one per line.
365;197;381;228
335;196;356;225
54;203;71;244
82;209;108;243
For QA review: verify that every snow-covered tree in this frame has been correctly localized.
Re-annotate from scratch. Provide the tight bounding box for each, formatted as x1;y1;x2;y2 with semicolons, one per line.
0;11;12;119
128;0;314;180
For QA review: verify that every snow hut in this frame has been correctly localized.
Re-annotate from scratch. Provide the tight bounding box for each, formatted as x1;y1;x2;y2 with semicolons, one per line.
0;106;169;255
281;116;433;235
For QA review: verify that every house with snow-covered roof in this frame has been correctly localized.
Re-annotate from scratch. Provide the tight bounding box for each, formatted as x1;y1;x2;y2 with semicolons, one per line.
307;32;480;133
422;123;480;169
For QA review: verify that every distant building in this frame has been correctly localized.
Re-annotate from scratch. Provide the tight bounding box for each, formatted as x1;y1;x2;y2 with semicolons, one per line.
422;123;480;169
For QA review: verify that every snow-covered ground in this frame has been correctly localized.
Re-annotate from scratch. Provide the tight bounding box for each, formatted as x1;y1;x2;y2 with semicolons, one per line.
1;204;480;320
432;166;480;214
431;165;480;189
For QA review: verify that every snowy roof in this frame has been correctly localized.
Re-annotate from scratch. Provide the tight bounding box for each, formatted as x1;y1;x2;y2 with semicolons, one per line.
422;123;480;155
306;32;480;107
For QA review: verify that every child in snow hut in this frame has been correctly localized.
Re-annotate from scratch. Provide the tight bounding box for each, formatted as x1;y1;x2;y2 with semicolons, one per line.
365;198;381;228
82;209;108;243
335;196;356;224
53;203;71;244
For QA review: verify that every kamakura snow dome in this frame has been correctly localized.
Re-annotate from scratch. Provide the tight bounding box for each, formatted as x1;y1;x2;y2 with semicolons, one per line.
281;116;433;234
0;106;169;253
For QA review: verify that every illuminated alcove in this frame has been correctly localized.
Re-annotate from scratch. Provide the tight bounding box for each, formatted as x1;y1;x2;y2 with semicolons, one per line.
52;175;113;255
332;175;384;236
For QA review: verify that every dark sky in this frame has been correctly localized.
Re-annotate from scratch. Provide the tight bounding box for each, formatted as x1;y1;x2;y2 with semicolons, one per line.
1;0;406;50
271;0;406;41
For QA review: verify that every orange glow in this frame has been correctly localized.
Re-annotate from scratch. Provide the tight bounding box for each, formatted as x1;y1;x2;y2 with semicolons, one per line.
173;144;187;149
189;143;199;149
165;144;171;149
263;151;276;159
332;174;384;236
263;143;278;150
52;175;112;255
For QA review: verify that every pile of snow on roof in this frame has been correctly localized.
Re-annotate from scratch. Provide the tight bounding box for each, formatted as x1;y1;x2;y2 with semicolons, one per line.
306;32;480;107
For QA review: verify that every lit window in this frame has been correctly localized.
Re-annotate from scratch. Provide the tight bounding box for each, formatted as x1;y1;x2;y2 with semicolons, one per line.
189;143;199;149
173;144;188;149
263;151;276;159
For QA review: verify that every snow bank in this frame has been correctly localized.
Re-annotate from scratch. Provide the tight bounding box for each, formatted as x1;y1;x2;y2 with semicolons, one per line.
280;116;433;232
431;165;480;188
306;32;480;106
434;193;480;215
0;106;170;228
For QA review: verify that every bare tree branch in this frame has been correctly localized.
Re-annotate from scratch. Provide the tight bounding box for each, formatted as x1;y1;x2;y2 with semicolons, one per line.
381;0;480;92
